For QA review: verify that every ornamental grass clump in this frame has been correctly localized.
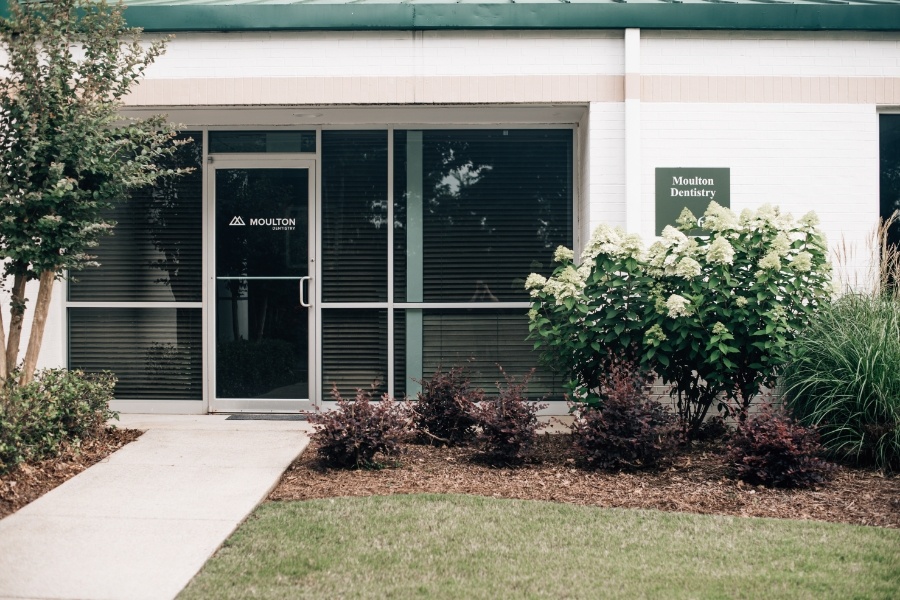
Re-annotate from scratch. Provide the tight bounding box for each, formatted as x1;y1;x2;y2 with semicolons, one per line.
307;386;409;469
471;370;547;465
726;404;835;488
570;358;680;471
781;293;900;472
412;366;483;446
528;202;831;439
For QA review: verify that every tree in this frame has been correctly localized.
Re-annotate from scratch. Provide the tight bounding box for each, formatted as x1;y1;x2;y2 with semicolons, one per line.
0;0;186;385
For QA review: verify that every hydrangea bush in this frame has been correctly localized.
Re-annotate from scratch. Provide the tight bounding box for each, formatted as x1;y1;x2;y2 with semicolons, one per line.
527;202;832;438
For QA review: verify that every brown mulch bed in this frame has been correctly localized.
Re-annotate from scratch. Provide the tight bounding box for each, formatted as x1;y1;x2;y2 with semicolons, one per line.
271;434;900;529
0;428;143;519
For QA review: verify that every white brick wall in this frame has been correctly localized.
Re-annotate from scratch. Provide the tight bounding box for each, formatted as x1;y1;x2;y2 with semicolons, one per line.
641;102;878;288
586;102;627;233
144;30;624;80
642;31;900;78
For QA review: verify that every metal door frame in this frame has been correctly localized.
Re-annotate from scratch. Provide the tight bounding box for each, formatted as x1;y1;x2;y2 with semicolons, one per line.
206;154;317;412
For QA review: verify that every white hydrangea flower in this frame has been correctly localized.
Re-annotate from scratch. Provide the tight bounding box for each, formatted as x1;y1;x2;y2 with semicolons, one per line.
758;252;782;271
581;224;624;262
789;251;813;272
771;232;792;254
735;296;749;307
673;256;702;279
799;211;820;228
527;307;539;321
756;204;778;224
645;324;668;344
706;236;735;265
676;208;698;231
541;265;586;305
524;273;547;296
711;322;729;336
553;245;574;263
620;233;646;261
660;225;689;248
666;294;691;318
702;202;738;233
576;262;592;282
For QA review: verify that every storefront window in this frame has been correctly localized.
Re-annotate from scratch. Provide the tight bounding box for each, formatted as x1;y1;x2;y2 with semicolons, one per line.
67;133;204;401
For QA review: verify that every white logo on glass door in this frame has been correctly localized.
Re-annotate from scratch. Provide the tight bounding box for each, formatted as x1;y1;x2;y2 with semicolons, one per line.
229;216;246;226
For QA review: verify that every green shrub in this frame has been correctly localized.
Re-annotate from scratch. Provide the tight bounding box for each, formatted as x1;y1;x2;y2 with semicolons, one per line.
308;386;409;469
471;370;547;465
528;203;832;438
412;366;482;446
0;369;117;473
726;404;834;488
782;294;900;472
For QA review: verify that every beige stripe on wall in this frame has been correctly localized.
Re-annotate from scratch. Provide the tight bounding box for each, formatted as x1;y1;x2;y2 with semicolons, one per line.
124;75;625;106
124;75;900;106
641;75;900;104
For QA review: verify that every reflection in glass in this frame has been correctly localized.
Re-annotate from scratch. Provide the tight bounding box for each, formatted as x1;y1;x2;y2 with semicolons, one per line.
321;131;388;302
394;130;573;302
216;279;309;399
209;130;316;154
215;169;308;278
215;168;310;399
69;132;203;302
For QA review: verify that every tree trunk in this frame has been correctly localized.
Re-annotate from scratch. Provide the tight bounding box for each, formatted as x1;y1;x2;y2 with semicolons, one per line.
6;273;27;375
19;270;55;386
0;306;7;381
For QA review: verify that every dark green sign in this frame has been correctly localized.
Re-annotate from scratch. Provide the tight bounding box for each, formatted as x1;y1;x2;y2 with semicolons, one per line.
655;168;730;235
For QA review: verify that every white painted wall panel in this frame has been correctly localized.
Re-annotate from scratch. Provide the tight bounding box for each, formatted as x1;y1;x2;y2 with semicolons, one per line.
586;102;627;233
145;30;624;80
642;31;900;78
641;102;878;289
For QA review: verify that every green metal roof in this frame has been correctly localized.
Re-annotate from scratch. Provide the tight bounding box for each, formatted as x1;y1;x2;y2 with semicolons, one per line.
4;0;900;31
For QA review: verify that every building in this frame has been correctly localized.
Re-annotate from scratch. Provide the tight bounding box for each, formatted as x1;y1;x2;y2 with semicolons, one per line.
13;0;900;414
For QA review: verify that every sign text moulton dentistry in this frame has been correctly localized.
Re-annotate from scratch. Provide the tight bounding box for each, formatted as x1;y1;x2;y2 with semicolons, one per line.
655;168;730;236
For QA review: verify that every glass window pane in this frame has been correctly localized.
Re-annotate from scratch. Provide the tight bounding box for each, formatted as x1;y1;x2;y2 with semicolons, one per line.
216;279;309;399
209;130;315;153
321;131;388;302
68;133;203;302
395;129;573;302
395;308;564;401
215;169;309;278
881;115;900;251
321;309;388;400
68;308;202;401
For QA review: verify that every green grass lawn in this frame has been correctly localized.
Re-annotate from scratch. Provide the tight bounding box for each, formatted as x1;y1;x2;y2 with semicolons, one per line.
180;494;900;600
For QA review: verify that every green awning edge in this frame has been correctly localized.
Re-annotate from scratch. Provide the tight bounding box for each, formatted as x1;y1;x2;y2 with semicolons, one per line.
0;3;899;32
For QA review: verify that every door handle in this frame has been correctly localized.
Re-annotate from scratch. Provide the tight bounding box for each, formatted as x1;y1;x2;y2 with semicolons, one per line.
299;276;311;308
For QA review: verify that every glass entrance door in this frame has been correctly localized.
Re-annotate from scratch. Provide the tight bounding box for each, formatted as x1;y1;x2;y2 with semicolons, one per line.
210;158;315;411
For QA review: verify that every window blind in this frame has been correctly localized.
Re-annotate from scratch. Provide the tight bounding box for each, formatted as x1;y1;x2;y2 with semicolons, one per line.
321;309;388;400
394;309;564;400
68;134;203;302
394;129;573;303
321;131;388;302
69;308;202;401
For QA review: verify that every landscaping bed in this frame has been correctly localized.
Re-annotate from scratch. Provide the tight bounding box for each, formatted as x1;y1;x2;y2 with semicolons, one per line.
270;434;900;529
0;427;142;519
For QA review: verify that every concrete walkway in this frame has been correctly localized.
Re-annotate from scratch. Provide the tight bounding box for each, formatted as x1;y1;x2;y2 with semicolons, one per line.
0;414;313;600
